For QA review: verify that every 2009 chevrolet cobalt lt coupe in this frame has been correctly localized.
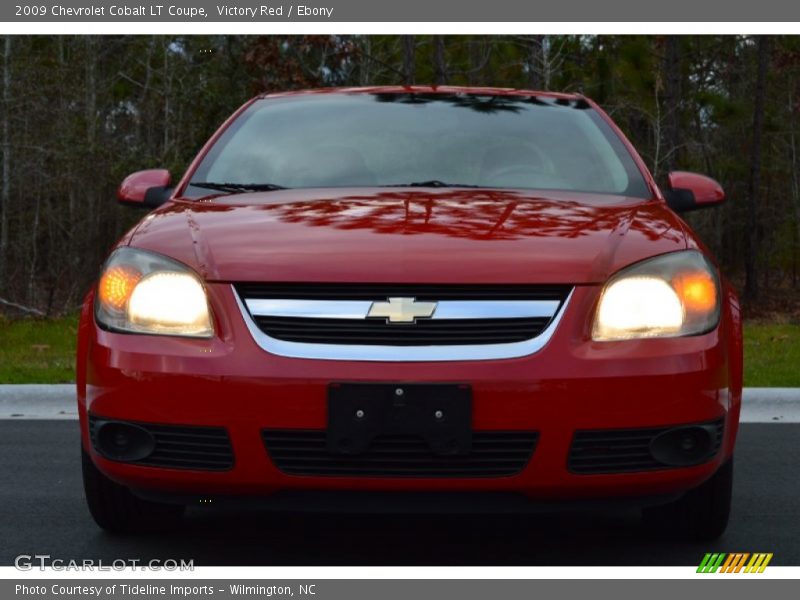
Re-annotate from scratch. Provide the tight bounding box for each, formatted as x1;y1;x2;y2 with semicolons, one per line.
78;87;741;539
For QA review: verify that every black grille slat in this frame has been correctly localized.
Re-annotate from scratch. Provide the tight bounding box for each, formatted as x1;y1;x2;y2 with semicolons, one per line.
156;438;229;450
150;431;231;440
136;459;232;468
136;457;232;468
569;460;660;470
570;451;654;461
258;317;543;328
262;430;538;478
148;447;235;458
88;415;234;471
568;419;725;475
276;455;527;465
271;468;517;476
570;434;663;443
252;316;551;346
572;436;682;447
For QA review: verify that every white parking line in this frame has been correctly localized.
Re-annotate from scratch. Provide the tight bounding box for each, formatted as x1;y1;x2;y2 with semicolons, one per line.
0;385;798;422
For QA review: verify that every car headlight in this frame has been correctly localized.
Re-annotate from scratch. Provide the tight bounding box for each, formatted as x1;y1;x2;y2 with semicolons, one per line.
592;250;720;341
95;248;213;337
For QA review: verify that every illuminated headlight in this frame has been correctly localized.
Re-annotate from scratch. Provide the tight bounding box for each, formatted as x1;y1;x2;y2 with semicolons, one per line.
592;250;720;341
95;248;213;337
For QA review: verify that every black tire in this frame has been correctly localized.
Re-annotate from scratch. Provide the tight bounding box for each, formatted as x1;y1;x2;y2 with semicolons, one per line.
82;448;185;534
642;457;733;541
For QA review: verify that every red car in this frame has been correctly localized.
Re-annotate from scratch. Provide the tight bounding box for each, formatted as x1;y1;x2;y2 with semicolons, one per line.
77;87;741;539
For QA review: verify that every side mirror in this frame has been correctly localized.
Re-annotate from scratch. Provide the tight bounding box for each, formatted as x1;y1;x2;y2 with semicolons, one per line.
117;169;173;208
663;171;725;213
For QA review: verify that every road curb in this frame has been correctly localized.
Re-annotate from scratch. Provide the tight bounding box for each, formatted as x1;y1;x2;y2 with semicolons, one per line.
0;384;798;421
739;387;800;423
0;384;76;419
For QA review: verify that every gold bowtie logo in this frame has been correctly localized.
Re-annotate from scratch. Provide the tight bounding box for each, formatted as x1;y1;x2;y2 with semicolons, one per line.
367;297;437;324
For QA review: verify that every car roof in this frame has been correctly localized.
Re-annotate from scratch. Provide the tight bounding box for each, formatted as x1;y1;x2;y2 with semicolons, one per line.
259;86;584;101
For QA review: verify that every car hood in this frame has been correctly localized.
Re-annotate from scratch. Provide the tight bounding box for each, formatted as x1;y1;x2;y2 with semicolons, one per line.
125;188;692;284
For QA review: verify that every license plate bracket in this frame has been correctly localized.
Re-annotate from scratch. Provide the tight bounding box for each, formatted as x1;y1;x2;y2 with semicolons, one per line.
327;383;472;457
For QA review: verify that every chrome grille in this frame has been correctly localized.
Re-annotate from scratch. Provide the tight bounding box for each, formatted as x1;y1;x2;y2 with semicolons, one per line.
234;283;572;362
236;283;572;301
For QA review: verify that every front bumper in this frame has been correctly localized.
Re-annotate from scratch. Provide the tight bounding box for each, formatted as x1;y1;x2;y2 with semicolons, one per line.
78;283;741;504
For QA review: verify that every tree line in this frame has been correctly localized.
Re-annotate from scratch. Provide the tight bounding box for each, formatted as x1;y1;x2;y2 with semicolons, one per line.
0;35;796;316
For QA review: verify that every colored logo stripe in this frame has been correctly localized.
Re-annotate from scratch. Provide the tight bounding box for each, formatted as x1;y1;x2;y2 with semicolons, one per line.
720;553;749;573
697;553;773;573
697;553;726;573
745;553;773;573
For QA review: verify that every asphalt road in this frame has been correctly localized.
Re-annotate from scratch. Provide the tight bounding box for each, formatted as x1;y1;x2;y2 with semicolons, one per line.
1;420;798;567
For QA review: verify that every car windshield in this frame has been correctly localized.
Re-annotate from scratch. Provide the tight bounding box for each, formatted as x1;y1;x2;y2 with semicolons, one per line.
186;93;650;199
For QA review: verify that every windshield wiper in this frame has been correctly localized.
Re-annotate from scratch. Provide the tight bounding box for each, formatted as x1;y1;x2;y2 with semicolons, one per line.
192;180;482;193
382;180;484;188
190;182;288;194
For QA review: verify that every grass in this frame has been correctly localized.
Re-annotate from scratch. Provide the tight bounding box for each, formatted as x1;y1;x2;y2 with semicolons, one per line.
0;314;79;384
743;323;800;387
0;316;798;387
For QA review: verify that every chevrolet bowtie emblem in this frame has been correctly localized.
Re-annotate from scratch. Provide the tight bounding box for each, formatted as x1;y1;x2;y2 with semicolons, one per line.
367;297;437;324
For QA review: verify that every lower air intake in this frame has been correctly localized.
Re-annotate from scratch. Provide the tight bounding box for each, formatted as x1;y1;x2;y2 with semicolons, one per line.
568;419;724;474
262;430;539;478
89;415;234;471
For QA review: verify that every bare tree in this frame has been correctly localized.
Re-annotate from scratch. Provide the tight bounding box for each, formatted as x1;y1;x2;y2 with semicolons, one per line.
0;36;11;291
791;82;800;287
662;36;682;173
1;35;800;316
744;36;772;303
402;36;415;85
433;36;447;85
538;36;565;89
527;35;544;89
468;37;492;86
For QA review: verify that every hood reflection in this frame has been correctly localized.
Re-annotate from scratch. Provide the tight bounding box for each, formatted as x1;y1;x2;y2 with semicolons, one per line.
233;189;678;243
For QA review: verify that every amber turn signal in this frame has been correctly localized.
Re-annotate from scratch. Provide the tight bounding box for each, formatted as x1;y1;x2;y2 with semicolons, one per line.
673;271;717;314
98;265;142;312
